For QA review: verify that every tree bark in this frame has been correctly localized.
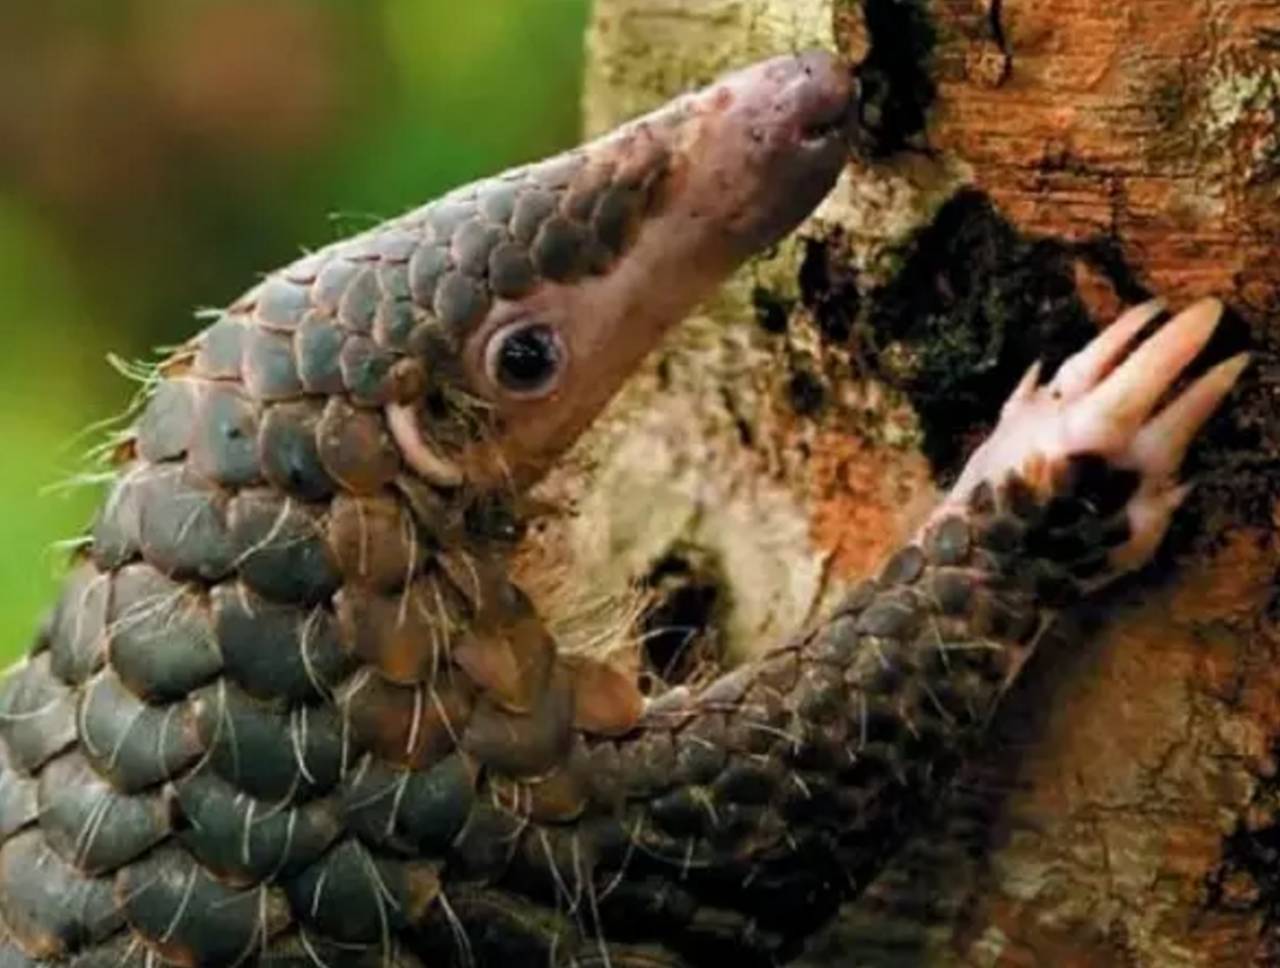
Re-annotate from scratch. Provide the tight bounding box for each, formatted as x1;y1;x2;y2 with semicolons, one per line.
519;1;1280;964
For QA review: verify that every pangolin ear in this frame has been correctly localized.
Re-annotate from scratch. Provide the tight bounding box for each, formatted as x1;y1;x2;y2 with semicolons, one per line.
386;401;464;488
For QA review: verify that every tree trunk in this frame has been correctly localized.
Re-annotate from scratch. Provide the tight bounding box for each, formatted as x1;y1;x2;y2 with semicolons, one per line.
516;1;1280;965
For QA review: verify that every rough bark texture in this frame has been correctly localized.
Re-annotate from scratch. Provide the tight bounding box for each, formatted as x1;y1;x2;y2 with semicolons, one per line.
516;1;1280;965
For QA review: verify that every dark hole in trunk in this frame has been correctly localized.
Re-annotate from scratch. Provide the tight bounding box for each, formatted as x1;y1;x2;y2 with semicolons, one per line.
639;548;725;692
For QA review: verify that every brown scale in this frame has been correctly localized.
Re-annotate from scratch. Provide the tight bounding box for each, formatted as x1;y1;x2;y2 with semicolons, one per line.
315;397;401;493
328;493;428;590
499;749;594;823
452;614;555;714
336;574;468;684
462;663;577;779
340;669;476;771
565;653;647;736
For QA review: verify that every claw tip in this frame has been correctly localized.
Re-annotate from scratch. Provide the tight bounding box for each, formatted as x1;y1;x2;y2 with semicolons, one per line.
1188;296;1226;323
1225;351;1251;374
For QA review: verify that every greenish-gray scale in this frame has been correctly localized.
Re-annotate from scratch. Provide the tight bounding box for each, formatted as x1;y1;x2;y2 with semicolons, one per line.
0;746;36;843
0;830;124;961
66;936;147;968
46;561;110;686
370;228;419;263
242;327;304;401
36;752;168;875
283;839;440;947
510;188;558;244
262;932;426;968
294;312;346;394
254;275;311;332
195;315;248;380
337;265;381;333
77;669;204;792
376;259;412;302
132;463;236;581
432;269;490;332
445;800;525;882
107;562;222;702
407;243;449;307
226;489;341;605
411;885;589;967
191;680;346;804
188;383;262;487
340;753;476;857
135;378;197;462
115;846;291;965
0;654;77;774
174;773;343;883
212;583;351;703
339;334;399;405
452;220;507;277
90;472;144;571
310;257;359;315
488;241;538;299
478;181;520;224
257;399;337;502
0;942;37;968
373;296;417;349
426;199;478;244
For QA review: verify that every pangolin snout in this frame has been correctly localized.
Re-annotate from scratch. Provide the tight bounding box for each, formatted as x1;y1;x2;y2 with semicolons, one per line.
677;49;854;260
787;49;858;146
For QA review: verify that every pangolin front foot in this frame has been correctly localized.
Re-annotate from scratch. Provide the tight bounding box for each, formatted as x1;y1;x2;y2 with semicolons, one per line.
936;297;1248;587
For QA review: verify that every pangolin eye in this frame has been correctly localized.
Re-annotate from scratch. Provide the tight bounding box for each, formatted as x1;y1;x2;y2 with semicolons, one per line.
486;322;565;397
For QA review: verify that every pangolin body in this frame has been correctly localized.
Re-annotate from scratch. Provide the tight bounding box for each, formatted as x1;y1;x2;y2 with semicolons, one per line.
0;48;1246;968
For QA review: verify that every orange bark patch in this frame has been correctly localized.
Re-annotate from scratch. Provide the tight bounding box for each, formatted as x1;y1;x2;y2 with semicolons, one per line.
805;430;935;581
930;0;1280;319
979;895;1130;968
1171;528;1275;624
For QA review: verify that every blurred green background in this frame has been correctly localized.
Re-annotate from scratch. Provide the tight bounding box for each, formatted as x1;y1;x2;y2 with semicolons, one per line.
0;0;590;660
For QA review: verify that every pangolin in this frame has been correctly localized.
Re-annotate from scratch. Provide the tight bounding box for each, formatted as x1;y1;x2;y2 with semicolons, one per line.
0;49;1247;968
